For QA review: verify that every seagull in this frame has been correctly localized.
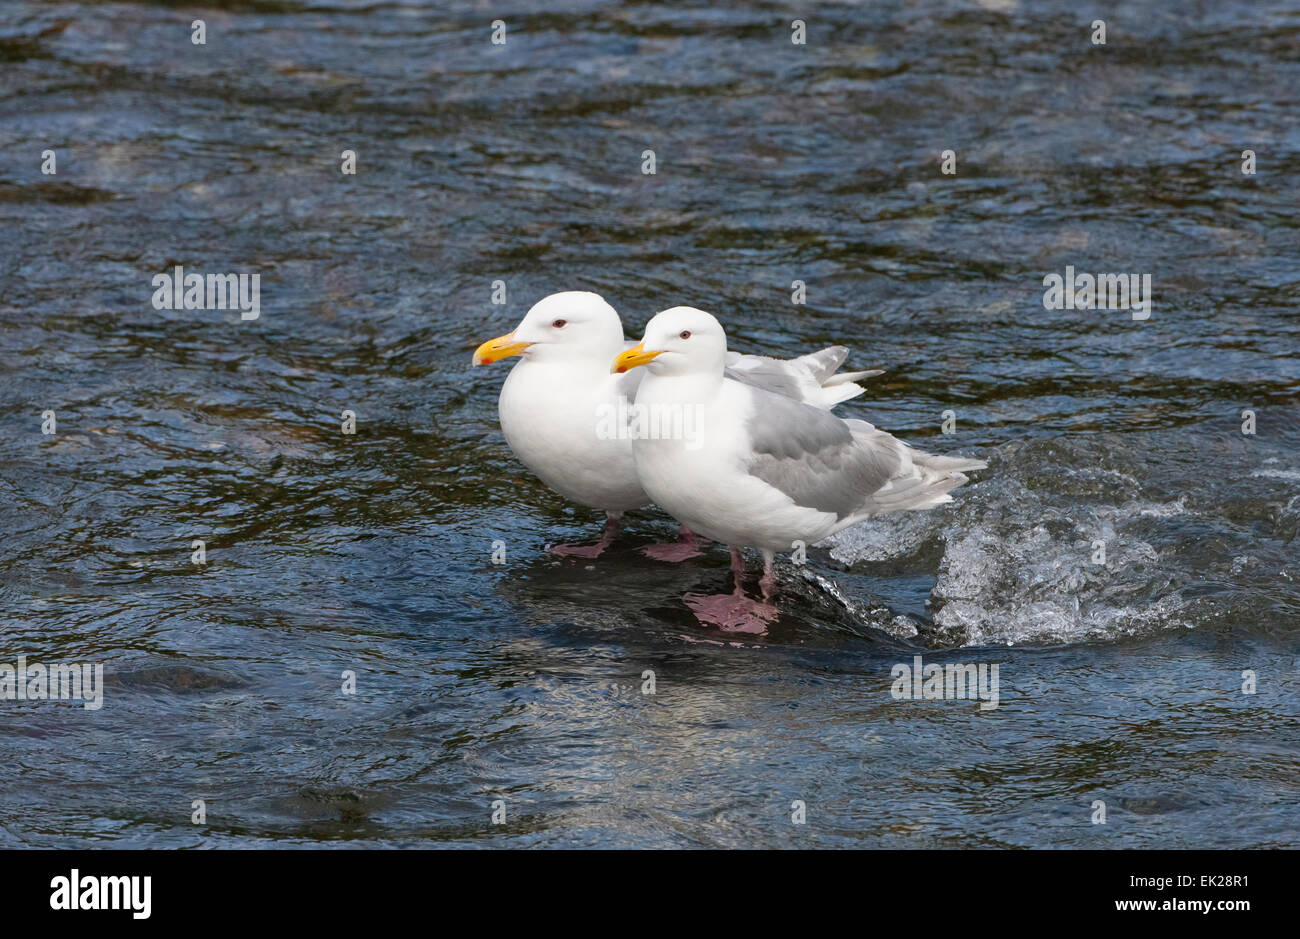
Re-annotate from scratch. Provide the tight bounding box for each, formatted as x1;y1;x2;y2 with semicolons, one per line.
612;306;986;631
471;292;880;558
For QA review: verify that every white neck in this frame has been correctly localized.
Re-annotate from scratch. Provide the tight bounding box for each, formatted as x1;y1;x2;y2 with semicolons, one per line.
636;367;723;406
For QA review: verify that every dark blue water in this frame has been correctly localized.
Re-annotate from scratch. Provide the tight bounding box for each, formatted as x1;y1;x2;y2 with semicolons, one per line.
1;0;1297;847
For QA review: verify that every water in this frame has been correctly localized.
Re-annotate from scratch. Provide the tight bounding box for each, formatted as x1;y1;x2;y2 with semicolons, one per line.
1;0;1298;847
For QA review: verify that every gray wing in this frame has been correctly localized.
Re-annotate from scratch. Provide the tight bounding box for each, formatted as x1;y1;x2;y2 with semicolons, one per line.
725;346;882;409
743;387;902;520
792;345;849;383
723;353;804;400
743;385;984;520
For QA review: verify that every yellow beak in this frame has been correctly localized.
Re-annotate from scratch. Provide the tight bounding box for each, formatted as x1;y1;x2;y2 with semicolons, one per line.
472;332;533;366
611;341;664;374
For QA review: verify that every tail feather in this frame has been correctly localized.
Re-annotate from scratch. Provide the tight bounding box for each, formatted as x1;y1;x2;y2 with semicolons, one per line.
865;464;972;514
799;346;881;407
841;418;986;518
727;345;881;409
914;452;988;474
796;345;849;383
818;381;868;407
824;368;884;386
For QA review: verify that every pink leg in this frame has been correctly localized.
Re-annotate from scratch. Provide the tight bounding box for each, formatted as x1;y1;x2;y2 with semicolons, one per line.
641;525;706;562
729;545;747;593
758;549;778;602
684;546;779;634
549;513;620;559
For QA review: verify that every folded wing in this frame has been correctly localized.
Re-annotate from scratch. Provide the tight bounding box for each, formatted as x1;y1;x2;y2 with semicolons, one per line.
724;345;882;409
742;385;986;522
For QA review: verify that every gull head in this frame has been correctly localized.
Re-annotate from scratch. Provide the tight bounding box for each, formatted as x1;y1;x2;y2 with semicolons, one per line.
472;291;624;366
612;306;727;377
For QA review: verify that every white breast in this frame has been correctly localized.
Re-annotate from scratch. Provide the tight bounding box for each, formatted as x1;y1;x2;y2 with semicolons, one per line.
630;376;840;551
498;359;649;512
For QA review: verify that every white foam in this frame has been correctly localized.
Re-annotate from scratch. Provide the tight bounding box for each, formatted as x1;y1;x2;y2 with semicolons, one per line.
1250;468;1300;481
826;442;1197;646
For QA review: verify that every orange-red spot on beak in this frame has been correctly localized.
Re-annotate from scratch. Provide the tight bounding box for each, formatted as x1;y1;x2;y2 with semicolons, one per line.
472;332;533;366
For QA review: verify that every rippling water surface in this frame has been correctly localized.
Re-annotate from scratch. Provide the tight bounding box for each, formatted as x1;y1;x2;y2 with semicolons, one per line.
2;0;1298;847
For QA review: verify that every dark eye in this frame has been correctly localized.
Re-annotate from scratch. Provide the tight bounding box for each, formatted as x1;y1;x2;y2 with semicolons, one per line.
552;319;567;328
679;330;691;340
